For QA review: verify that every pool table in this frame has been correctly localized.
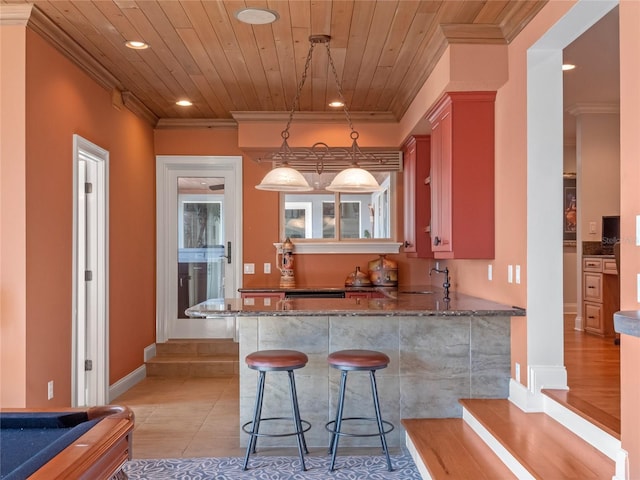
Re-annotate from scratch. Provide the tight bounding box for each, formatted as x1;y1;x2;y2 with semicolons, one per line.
0;405;134;480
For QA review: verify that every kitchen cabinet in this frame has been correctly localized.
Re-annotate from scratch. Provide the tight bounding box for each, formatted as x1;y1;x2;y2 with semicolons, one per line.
426;92;496;259
582;257;619;337
402;135;433;258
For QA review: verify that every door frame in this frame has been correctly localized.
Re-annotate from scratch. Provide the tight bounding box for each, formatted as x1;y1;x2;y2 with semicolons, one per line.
71;135;109;407
156;156;243;342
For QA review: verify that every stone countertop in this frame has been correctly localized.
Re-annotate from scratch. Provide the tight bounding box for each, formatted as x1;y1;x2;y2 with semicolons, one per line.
238;285;398;293
614;311;640;338
186;287;526;318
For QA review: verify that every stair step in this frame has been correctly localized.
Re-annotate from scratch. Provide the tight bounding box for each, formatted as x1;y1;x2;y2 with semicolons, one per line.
146;355;238;377
542;388;620;439
461;399;615;479
403;418;516;479
155;338;239;357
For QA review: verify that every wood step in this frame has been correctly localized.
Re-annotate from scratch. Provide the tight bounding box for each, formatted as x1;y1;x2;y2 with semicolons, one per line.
146;355;238;377
155;338;239;357
542;388;620;439
461;398;615;479
403;418;516;479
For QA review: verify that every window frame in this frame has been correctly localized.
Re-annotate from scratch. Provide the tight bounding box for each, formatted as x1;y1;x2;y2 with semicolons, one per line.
277;172;401;254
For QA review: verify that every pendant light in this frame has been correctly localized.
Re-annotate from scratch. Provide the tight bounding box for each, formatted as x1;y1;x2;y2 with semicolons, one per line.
255;35;382;193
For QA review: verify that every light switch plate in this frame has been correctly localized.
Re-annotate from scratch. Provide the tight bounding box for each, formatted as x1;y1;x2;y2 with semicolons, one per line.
508;265;513;283
515;265;521;284
264;262;271;274
488;264;492;281
243;263;255;274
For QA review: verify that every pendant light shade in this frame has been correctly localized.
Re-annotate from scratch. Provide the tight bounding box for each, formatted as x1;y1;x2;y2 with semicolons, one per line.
326;167;383;193
255;166;312;191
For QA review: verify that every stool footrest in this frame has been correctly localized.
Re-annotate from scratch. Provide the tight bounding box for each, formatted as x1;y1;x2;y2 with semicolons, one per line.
243;417;311;438
325;417;394;438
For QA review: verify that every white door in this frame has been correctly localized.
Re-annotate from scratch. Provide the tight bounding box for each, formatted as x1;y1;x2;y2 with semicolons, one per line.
72;135;108;407
156;156;242;341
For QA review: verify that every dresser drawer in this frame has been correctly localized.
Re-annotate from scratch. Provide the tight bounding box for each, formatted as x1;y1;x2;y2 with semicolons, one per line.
584;302;602;333
602;258;618;275
583;257;603;272
583;272;603;302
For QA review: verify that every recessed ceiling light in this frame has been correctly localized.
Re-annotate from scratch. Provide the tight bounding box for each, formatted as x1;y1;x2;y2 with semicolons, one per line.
125;40;149;50
328;101;344;108
562;64;576;71
176;100;193;107
235;8;279;25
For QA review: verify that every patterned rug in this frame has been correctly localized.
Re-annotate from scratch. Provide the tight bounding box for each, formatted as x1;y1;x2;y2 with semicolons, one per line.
123;453;422;479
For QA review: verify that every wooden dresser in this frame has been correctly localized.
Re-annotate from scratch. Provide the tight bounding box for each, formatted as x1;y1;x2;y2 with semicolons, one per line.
582;256;619;337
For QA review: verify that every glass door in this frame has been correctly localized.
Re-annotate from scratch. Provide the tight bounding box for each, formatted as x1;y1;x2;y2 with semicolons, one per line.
177;179;226;318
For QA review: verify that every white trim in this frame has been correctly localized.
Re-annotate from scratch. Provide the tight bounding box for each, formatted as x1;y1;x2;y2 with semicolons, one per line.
72;135;109;407
508;378;544;412
462;407;535;480
542;394;621;460
405;433;432;480
613;448;629;480
273;241;402;255
156;156;243;342
108;365;146;402
144;343;156;363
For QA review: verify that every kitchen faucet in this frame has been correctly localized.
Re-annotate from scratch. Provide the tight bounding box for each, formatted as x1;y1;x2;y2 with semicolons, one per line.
429;266;450;300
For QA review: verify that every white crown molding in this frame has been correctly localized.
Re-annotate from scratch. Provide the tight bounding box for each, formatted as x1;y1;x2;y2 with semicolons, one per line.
0;4;33;25
566;102;620;116
155;118;238;129
231;111;398;123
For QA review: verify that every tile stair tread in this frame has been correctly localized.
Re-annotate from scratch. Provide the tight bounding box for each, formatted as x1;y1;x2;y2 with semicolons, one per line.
541;388;620;439
460;398;615;479
402;418;516;479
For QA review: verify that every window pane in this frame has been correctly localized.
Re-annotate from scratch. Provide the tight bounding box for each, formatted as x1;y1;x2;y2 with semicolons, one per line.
281;172;393;241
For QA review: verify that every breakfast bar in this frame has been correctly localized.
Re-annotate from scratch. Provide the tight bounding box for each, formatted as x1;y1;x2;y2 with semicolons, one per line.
187;289;524;448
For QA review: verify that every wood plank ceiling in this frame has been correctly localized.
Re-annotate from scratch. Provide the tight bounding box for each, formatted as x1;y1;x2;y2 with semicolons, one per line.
12;0;547;125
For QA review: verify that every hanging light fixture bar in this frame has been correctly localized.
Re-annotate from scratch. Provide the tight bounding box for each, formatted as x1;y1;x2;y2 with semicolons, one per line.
256;35;398;193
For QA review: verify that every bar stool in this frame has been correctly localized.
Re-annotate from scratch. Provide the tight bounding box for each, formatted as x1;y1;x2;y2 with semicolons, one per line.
242;349;311;471
325;349;394;472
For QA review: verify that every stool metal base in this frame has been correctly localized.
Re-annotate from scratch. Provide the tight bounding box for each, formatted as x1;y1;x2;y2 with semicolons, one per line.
243;369;310;471
326;369;393;472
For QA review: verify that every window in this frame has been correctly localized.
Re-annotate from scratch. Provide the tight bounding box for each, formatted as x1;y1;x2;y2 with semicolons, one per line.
280;171;400;254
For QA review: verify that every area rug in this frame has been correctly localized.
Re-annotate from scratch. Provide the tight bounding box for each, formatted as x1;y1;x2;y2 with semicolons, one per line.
123;453;422;479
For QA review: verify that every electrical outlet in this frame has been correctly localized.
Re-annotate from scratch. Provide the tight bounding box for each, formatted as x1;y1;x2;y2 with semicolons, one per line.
515;363;521;383
243;263;255;274
488;264;492;281
589;221;597;234
264;262;271;274
508;265;513;283
47;380;54;400
515;265;521;284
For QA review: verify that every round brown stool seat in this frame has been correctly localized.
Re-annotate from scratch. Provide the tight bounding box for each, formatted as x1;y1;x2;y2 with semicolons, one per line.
242;350;311;471
326;349;394;472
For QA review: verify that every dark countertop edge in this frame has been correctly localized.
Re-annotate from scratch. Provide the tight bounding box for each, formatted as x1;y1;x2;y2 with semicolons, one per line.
188;308;525;318
614;311;640;338
239;286;398;293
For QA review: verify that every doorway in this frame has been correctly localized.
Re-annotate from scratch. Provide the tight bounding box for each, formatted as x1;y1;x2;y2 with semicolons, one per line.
156;156;242;342
72;135;109;407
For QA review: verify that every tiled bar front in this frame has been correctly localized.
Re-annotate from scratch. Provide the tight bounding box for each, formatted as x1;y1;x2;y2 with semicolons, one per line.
238;314;511;448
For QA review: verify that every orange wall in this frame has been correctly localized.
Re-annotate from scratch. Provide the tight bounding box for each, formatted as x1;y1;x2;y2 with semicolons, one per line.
0;23;28;406
14;29;156;406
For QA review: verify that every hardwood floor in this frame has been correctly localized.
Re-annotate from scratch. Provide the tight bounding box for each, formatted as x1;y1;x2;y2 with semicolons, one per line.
112;316;620;459
563;314;621;429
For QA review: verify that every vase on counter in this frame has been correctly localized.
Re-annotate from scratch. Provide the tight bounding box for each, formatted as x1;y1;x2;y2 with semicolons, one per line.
368;255;398;286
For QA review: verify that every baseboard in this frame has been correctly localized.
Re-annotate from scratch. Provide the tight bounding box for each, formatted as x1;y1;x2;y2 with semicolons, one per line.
563;303;577;315
144;343;156;362
109;364;146;402
508;378;544;412
542;395;621;460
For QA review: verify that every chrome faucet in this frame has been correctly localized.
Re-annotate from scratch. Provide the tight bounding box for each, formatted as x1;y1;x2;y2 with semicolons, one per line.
430;267;450;300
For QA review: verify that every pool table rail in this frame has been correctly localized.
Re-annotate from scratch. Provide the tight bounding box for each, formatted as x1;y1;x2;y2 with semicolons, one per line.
1;405;134;480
